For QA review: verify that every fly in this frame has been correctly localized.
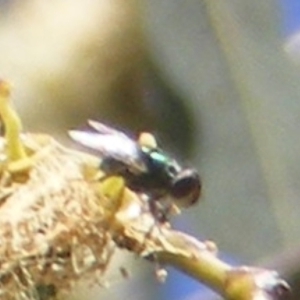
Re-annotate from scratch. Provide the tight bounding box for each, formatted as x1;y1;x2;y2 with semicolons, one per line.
69;121;201;222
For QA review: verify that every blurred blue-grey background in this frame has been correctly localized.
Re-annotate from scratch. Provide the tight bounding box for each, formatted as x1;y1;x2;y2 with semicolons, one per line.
0;0;299;299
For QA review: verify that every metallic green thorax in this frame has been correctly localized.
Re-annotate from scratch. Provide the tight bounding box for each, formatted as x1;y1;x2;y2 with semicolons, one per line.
133;146;180;195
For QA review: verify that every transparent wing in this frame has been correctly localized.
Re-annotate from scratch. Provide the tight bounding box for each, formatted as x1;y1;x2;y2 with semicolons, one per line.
89;120;158;150
88;120;129;138
69;129;147;172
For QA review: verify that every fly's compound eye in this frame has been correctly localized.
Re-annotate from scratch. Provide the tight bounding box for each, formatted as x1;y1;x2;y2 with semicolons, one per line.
170;169;201;207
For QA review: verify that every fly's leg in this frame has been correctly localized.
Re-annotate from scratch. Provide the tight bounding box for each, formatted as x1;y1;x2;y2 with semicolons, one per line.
139;197;169;252
148;198;169;224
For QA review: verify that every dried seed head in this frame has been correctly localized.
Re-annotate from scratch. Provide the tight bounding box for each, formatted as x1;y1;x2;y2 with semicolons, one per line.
0;136;124;299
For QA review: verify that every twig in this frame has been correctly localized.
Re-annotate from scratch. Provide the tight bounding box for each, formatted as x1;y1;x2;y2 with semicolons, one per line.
0;81;291;300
